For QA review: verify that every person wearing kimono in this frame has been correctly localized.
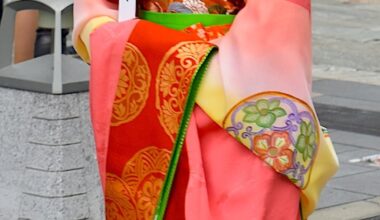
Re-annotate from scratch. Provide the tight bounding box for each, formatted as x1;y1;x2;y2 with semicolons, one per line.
73;0;339;219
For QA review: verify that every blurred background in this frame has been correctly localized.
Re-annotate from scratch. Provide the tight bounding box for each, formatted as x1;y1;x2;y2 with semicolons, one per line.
0;0;379;219
311;0;380;220
310;0;380;219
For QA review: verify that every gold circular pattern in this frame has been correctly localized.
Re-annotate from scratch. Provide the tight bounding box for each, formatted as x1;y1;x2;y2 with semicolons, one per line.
105;174;138;220
105;147;171;220
156;41;212;140
111;43;151;126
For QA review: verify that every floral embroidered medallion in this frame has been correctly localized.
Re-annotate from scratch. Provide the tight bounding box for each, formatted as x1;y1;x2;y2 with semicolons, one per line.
156;41;213;141
111;43;151;126
105;147;171;220
223;92;319;188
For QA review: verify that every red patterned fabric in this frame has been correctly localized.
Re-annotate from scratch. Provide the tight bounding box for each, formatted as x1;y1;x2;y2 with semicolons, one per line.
104;20;214;219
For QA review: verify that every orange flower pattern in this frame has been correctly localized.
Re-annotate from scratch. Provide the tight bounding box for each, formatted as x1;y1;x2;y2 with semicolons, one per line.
254;132;294;172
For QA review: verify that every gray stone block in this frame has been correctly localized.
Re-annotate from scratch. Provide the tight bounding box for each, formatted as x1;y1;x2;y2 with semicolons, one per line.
0;88;33;219
0;89;32;172
86;187;105;220
0;209;15;220
78;93;105;220
0;188;21;220
26;143;85;172
78;93;94;146
0;170;22;190
33;93;80;120
19;193;90;220
0;143;26;171
329;170;380;196
29;118;82;146
318;187;373;209
22;169;87;197
0;88;104;219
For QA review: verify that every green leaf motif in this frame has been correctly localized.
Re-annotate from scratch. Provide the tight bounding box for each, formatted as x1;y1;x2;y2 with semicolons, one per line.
307;144;314;159
256;113;276;128
256;99;269;111
300;121;307;135
297;126;316;162
243;105;258;114
295;134;306;153
290;178;298;184
306;122;313;136
269;99;280;110
243;113;260;123
309;133;316;146
303;148;308;161
271;107;287;118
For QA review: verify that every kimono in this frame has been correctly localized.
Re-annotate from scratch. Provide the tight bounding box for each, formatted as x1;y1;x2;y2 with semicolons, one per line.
73;0;339;219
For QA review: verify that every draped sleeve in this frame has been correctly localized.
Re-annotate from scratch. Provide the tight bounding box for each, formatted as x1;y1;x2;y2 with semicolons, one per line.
196;0;339;218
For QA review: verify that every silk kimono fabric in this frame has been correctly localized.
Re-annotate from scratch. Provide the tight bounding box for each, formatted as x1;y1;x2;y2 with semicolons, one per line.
73;0;339;219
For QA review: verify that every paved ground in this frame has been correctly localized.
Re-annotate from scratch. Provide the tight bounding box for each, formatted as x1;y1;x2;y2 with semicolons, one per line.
310;0;380;219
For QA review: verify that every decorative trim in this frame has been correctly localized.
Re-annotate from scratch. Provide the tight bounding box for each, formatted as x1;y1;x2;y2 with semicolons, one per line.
154;44;217;220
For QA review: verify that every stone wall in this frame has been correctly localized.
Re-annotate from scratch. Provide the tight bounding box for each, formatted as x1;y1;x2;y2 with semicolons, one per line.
0;87;103;220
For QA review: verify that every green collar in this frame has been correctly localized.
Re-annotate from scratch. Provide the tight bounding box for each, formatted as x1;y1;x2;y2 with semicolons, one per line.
138;10;235;29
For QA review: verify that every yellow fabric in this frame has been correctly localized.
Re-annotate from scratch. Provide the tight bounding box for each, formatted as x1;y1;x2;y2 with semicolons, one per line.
301;133;339;219
77;16;115;63
196;56;230;125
